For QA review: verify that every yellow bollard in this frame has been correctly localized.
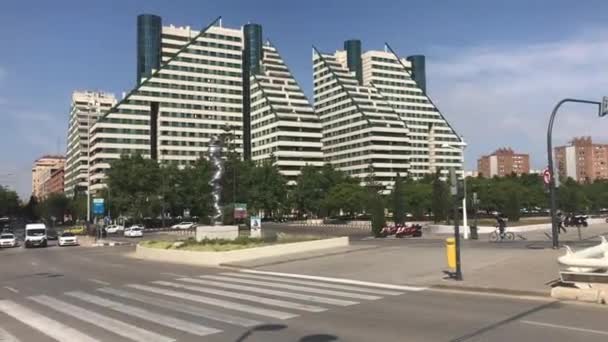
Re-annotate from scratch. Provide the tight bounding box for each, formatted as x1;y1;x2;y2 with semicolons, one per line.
446;238;456;269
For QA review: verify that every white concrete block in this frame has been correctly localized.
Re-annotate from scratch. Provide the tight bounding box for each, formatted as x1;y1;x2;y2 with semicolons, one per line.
196;225;239;241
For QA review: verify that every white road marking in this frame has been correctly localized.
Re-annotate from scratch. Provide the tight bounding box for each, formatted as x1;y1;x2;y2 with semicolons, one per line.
521;320;608;336
154;280;326;312
178;277;357;306
2;287;19;294
127;284;297;320
28;295;174;342
97;287;262;327
0;327;20;342
30;262;38;266
88;278;110;286
240;269;428;291
200;275;381;300
223;272;404;295
0;300;99;342
65;291;221;337
161;272;189;278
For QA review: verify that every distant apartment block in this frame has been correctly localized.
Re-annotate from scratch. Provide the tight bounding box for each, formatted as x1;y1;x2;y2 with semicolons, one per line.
42;167;65;198
32;156;65;199
477;148;530;177
64;91;117;196
555;137;608;183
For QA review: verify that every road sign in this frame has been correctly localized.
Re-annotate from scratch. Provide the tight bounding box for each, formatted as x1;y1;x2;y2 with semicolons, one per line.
601;96;608;117
92;198;105;215
543;168;551;185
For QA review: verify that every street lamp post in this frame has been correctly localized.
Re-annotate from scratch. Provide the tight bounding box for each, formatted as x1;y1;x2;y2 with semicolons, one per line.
87;105;91;223
547;98;608;249
442;143;468;239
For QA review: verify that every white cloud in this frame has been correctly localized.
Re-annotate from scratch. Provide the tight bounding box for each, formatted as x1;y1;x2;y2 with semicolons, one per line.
428;28;608;169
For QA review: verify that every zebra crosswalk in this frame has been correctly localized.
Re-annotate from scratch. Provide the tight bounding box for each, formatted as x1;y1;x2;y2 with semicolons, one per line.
0;270;426;342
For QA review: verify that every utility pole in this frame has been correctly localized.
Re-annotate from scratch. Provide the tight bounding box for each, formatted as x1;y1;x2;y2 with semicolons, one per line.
547;97;607;249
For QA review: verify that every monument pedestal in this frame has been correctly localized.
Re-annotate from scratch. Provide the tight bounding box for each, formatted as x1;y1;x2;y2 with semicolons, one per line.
196;225;239;241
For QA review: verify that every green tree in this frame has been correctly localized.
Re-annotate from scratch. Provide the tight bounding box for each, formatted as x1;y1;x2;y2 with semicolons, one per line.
106;154;161;220
22;195;39;221
392;173;406;224
292;165;325;217
0;186;20;217
322;182;367;217
404;182;432;219
558;178;589;213
503;187;521;221
68;193;87;222
242;160;287;217
431;170;449;223
370;194;385;237
38;193;69;224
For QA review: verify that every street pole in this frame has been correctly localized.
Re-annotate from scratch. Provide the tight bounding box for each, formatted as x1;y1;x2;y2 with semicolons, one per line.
547;98;603;249
86;105;91;223
443;143;468;239
450;168;463;280
461;145;468;239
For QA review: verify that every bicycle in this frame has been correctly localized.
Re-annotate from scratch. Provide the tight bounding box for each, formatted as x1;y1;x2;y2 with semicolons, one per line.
489;226;514;242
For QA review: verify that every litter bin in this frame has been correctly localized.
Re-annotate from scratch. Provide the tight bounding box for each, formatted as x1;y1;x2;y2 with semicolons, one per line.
469;225;478;240
445;238;456;269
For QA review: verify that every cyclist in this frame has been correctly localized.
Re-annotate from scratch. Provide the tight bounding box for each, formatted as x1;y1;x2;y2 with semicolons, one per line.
494;212;508;238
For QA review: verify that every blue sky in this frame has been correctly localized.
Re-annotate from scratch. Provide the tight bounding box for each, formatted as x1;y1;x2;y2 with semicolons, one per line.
3;0;608;199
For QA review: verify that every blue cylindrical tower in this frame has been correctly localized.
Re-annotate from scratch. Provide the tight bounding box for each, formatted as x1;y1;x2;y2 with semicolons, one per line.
344;39;362;85
242;23;263;161
407;55;426;94
137;14;162;83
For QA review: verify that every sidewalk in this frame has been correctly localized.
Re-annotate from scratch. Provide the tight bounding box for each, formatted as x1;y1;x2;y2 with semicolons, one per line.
249;224;608;297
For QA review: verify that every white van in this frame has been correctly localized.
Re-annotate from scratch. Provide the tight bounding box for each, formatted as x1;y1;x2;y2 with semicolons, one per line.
24;223;47;248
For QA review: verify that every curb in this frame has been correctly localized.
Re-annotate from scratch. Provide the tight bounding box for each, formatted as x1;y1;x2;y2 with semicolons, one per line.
428;284;550;299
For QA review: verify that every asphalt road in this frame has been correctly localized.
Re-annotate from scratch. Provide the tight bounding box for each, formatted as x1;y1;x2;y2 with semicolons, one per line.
1;244;608;341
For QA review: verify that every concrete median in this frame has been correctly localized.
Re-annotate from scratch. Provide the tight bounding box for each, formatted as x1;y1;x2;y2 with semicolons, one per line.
134;236;349;266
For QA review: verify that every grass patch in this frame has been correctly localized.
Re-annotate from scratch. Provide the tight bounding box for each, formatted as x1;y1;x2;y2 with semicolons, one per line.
140;233;323;252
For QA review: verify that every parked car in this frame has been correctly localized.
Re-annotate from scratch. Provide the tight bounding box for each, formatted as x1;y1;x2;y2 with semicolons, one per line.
171;222;195;230
124;227;143;238
58;232;79;247
0;233;17;248
105;225;125;234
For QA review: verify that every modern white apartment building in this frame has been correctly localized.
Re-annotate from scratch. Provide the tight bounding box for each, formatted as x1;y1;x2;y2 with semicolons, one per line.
313;40;462;190
88;15;244;193
248;34;323;183
64;91;116;196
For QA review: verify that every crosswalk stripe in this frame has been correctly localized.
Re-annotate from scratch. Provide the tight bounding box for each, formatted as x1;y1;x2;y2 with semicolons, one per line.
97;287;262;327
177;277;357;306
199;275;382;300
240;270;428;292
153;280;326;313
28;295;174;342
0;300;97;342
0;327;20;342
127;284;297;320
222;272;404;296
65;291;221;337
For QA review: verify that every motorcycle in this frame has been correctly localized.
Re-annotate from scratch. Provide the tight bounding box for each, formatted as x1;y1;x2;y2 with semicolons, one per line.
564;214;588;228
379;224;422;238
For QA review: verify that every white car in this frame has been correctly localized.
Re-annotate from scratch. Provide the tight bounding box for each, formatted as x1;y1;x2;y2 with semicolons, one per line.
0;233;17;248
171;222;195;230
58;232;79;247
124;227;143;238
105;225;124;234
